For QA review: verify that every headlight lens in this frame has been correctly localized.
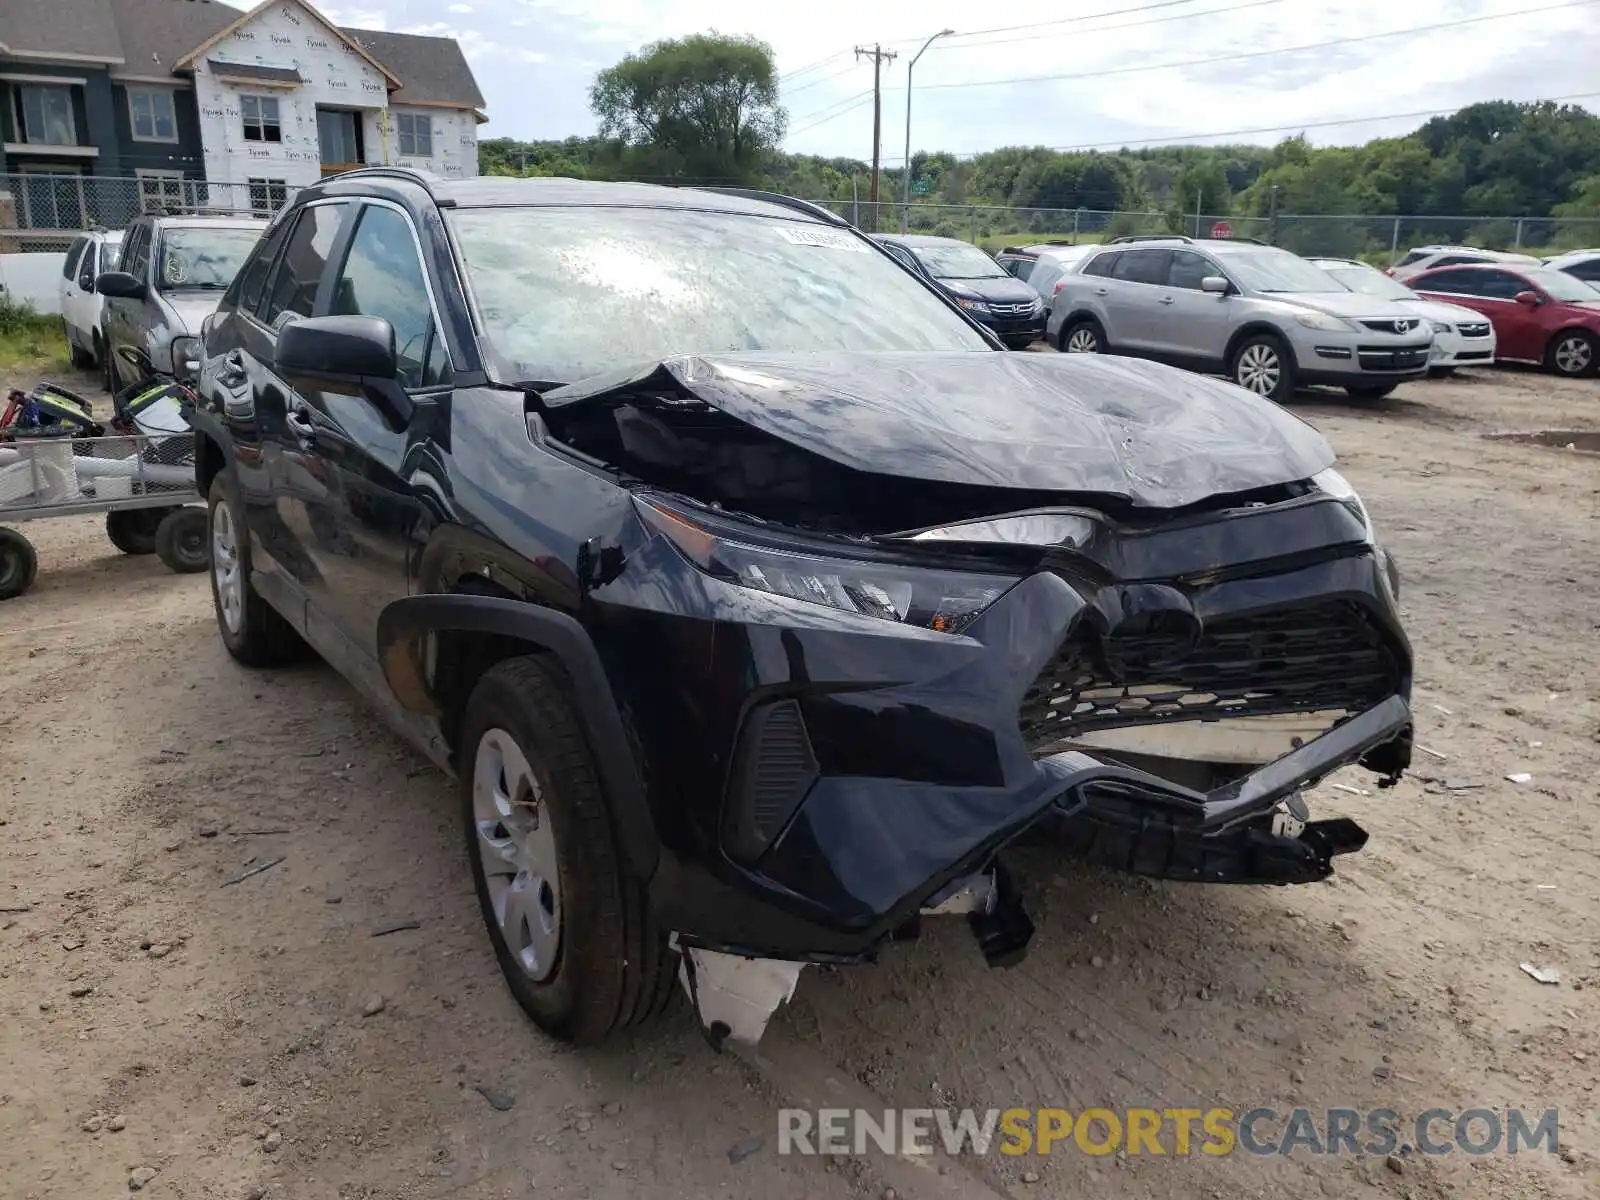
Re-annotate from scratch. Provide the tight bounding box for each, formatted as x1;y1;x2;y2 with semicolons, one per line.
955;297;992;314
635;497;1017;635
1432;322;1453;333
1294;311;1356;332
1312;467;1375;542
170;336;201;382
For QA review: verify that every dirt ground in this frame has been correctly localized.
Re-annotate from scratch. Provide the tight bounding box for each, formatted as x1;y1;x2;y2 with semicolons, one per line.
1;361;1597;1200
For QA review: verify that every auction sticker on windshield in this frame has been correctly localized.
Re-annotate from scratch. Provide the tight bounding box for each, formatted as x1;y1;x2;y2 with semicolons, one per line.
776;226;867;251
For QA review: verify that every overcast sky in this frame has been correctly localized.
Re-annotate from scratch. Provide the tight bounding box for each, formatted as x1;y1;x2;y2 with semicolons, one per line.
316;0;1600;161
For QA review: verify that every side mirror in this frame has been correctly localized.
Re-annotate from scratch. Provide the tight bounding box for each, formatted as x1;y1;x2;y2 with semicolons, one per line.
275;314;411;424
96;271;146;300
1201;275;1231;294
1513;290;1542;306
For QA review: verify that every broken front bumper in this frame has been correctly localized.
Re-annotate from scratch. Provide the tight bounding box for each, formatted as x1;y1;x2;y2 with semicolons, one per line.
592;502;1413;966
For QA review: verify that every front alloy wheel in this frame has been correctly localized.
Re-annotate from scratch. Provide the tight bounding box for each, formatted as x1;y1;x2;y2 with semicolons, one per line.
473;729;562;983
1236;342;1282;394
211;499;243;633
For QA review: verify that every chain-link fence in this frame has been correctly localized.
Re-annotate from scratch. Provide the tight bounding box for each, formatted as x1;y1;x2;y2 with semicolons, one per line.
817;200;1600;261
0;173;300;252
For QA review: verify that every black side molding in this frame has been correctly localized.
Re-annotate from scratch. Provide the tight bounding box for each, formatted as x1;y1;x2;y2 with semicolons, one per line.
375;594;658;881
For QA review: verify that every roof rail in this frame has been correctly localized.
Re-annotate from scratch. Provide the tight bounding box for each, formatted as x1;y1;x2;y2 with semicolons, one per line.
1204;234;1269;245
689;186;847;225
1107;233;1192;244
322;165;440;191
999;245;1028;255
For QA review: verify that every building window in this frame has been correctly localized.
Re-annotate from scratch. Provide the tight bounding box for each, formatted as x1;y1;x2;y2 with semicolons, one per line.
16;85;77;145
396;112;432;157
241;95;282;143
248;177;288;217
136;170;185;213
316;109;362;167
128;89;178;142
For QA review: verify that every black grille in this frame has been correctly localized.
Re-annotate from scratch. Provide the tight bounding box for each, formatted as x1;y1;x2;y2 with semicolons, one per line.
1018;601;1399;754
1357;346;1429;371
988;301;1037;315
1458;323;1492;338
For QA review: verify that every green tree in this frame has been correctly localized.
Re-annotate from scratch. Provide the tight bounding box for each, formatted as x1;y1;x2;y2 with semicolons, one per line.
590;33;785;184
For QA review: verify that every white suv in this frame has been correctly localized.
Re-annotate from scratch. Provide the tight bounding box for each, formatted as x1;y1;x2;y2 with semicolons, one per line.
1389;244;1541;282
58;229;124;370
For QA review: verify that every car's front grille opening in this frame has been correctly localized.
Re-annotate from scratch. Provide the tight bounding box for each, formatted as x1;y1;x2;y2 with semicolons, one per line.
1018;600;1399;759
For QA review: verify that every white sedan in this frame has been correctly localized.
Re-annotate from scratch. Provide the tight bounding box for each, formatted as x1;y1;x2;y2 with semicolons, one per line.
1309;256;1497;375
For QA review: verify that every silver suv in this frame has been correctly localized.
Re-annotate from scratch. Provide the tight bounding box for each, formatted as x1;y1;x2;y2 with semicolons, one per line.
1049;236;1434;401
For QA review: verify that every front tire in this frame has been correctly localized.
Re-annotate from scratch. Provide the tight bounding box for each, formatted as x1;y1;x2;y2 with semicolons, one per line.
460;656;675;1044
67;325;92;369
1060;317;1107;354
1546;329;1597;378
0;527;38;601
207;473;304;666
1230;333;1295;402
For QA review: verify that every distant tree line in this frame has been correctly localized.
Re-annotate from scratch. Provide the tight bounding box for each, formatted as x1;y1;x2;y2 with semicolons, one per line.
479;35;1600;254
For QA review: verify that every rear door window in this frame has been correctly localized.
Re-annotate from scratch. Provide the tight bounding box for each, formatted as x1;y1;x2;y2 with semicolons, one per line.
1111;249;1172;285
1414;269;1481;295
1080;250;1120;278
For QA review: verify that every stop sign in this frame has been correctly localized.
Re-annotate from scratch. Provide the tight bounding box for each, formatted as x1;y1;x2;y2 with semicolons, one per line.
1211;220;1232;239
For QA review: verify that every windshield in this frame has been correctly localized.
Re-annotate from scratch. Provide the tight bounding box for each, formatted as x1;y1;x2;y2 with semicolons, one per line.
1218;247;1352;294
1321;264;1415;300
1527;267;1600;303
156;227;261;291
910;241;1007;280
447;206;993;384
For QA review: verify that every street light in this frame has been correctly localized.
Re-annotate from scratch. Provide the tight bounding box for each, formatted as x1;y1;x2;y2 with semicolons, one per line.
901;28;955;235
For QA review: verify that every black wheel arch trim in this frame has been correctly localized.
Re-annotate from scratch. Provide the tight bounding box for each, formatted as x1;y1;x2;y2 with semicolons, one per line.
376;592;659;882
1225;322;1297;370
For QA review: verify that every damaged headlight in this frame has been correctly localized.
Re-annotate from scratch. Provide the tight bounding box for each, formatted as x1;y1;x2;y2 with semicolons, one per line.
635;497;1017;634
1313;467;1399;597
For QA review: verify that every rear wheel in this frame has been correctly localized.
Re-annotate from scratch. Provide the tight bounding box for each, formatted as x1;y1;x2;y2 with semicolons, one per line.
461;656;675;1044
67;325;92;368
1230;333;1295;403
208;473;305;666
1546;329;1597;377
0;527;38;601
1060;318;1106;354
155;507;209;573
105;508;168;555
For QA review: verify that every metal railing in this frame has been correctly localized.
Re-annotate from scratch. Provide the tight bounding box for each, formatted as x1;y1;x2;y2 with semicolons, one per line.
0;173;301;251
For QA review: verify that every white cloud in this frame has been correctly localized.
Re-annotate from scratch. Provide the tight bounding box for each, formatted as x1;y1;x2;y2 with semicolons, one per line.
317;0;1600;156
448;2;474;11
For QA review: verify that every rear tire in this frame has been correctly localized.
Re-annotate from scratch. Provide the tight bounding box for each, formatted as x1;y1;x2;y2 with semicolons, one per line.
1545;329;1597;378
67;327;92;369
0;527;39;601
460;656;675;1044
105;508;168;555
1060;318;1106;354
1229;332;1295;403
208;473;305;666
155;507;209;573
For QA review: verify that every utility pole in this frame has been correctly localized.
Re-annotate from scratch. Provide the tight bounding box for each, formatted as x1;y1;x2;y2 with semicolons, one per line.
854;43;896;232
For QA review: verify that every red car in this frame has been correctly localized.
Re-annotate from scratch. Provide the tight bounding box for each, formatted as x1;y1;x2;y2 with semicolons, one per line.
1408;262;1600;377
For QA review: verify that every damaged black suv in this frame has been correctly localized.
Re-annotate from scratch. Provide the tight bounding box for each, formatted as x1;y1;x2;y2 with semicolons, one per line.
191;169;1412;1050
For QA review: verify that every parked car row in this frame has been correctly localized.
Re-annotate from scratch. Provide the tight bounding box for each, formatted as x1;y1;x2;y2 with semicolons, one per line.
58;213;267;393
53;170;1416;1055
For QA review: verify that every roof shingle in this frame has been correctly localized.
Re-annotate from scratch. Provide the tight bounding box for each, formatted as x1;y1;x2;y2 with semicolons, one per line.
1;0;126;62
340;27;485;110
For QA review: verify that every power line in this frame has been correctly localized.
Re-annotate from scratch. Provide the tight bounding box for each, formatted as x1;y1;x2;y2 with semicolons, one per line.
902;0;1600;94
935;0;1289;53
789;91;874;135
776;0;1213;87
782;61;867;98
876;90;1600;162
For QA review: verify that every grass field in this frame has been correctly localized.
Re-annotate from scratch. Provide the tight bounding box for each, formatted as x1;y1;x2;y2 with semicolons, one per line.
0;299;69;375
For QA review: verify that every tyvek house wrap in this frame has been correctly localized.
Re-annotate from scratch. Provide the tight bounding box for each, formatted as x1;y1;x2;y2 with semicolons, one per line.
541;350;1336;509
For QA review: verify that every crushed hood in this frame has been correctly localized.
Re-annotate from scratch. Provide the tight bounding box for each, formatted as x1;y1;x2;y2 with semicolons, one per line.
543;351;1335;509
